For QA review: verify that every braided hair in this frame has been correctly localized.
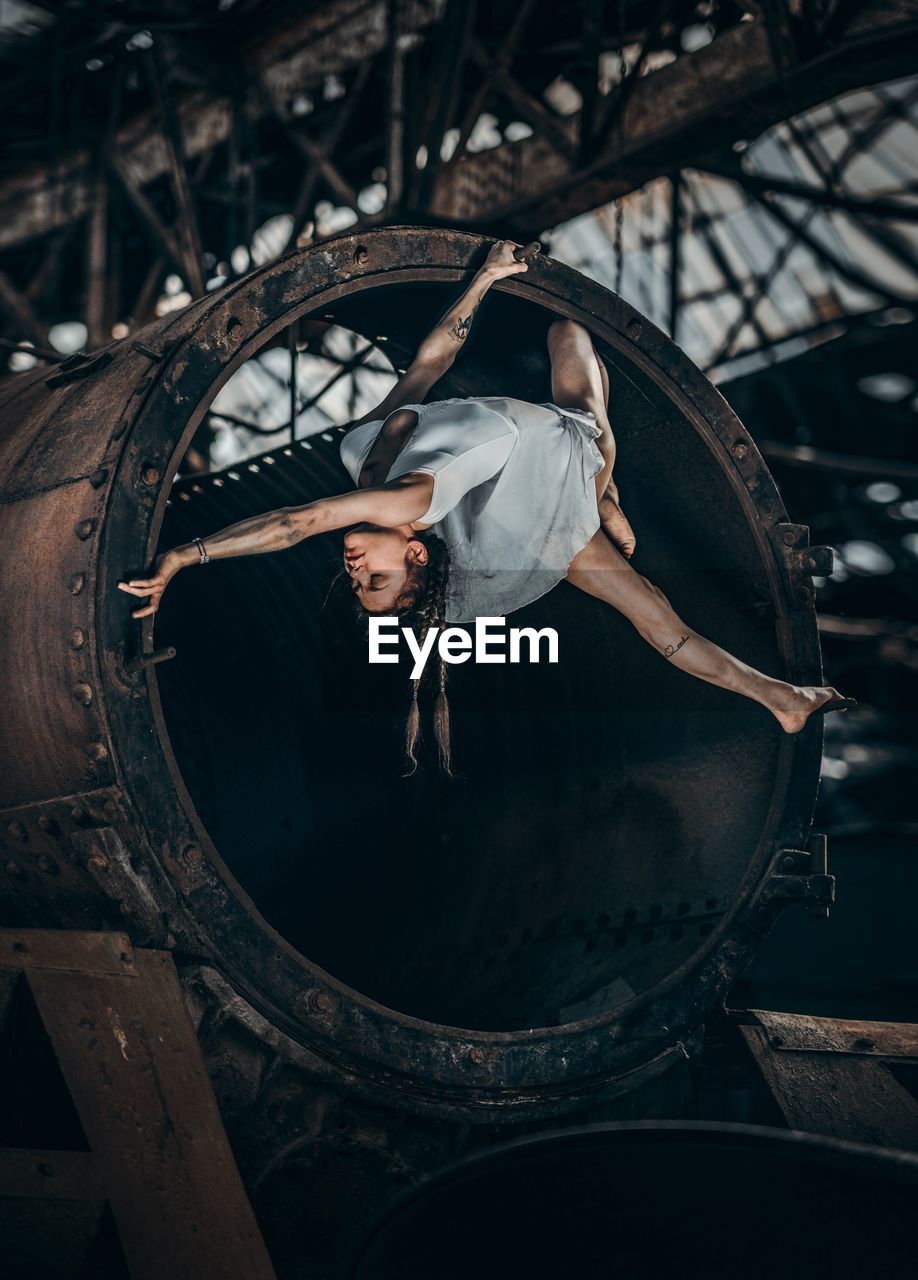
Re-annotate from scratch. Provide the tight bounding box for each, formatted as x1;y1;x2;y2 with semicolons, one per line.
332;530;454;776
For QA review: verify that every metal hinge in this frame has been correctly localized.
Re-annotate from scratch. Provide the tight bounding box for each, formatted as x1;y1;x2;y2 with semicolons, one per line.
754;832;835;923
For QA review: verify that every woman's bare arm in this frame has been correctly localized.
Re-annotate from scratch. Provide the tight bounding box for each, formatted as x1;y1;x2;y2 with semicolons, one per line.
116;475;432;618
346;239;529;431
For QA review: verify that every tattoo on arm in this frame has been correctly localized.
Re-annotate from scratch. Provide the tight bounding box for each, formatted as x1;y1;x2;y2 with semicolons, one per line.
664;634;691;658
449;308;476;343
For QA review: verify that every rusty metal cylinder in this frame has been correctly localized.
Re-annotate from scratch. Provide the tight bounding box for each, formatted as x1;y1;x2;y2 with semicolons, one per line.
0;227;826;1116
352;1122;918;1278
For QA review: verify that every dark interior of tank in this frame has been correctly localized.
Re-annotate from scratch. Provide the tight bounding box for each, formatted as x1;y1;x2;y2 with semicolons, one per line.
154;284;786;1031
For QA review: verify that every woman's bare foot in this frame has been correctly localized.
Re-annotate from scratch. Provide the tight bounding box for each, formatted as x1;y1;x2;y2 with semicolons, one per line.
599;478;636;558
770;684;856;734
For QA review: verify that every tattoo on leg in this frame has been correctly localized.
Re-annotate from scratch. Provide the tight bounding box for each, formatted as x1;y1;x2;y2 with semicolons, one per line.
664;634;691;658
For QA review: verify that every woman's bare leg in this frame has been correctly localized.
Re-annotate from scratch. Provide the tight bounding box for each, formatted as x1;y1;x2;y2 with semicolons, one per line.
566;530;846;732
547;318;636;558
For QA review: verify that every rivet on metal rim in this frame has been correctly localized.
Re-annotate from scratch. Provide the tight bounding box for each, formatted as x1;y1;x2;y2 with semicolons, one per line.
73;683;93;706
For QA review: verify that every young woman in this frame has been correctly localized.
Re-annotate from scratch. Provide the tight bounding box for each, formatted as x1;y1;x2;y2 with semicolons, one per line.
118;240;854;772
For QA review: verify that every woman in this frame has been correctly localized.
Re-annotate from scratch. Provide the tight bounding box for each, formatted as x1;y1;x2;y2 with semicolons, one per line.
118;240;853;773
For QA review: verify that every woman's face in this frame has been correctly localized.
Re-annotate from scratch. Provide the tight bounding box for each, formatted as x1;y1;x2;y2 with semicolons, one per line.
343;525;428;613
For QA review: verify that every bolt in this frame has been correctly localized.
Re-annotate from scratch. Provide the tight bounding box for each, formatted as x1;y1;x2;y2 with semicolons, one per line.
181;843;202;865
354;246;369;266
70;628;86;650
69;572;86;595
626;319;642;341
141;464;160;486
87;854;108;872
312;991;334;1013
732;441;748;460
70;806;87;824
73;683;93;705
87;741;108;762
782;530;797;547
89;468;108;488
781;854;797;872
467;1047;485;1065
6;820;27;843
118;901;133;916
75;519;96;540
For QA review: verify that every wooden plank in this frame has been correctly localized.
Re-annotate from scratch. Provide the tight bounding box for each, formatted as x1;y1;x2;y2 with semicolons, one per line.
28;948;275;1280
0;1148;106;1200
741;1018;918;1151
0;930;136;977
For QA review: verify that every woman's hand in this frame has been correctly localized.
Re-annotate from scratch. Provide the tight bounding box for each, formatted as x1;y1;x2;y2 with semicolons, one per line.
481;239;530;281
117;550;183;618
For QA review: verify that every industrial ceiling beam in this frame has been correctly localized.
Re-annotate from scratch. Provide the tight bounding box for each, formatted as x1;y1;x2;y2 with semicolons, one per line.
0;0;447;252
431;0;918;234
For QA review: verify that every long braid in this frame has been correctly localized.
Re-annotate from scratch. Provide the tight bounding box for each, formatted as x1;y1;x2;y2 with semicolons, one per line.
401;532;453;776
331;530;455;776
404;677;422;775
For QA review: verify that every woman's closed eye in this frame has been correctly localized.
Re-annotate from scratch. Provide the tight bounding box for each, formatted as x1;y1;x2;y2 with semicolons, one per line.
353;573;389;592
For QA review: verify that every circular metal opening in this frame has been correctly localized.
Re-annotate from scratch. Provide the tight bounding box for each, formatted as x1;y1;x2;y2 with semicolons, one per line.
136;235;816;1034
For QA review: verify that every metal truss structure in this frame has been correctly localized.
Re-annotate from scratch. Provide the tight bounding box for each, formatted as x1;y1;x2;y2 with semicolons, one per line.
0;0;916;376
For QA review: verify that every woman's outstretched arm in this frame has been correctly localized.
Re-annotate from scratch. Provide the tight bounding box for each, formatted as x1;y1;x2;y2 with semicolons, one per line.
345;239;529;431
116;474;432;618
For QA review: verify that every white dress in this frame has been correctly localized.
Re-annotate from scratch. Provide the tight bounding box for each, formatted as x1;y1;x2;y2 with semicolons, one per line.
339;396;605;622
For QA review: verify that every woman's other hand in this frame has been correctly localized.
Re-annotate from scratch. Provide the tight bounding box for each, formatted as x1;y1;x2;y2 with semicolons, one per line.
482;239;530;280
117;550;183;618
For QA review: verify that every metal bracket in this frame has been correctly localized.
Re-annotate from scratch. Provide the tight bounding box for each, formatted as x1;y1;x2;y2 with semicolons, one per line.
45;350;114;387
131;338;181;362
754;833;835;922
125;645;176;676
774;523;834;606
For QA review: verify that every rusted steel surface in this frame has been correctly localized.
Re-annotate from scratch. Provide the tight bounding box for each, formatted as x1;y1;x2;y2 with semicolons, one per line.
351;1121;918;1279
0;929;275;1280
741;1010;918;1151
0;226;830;1109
